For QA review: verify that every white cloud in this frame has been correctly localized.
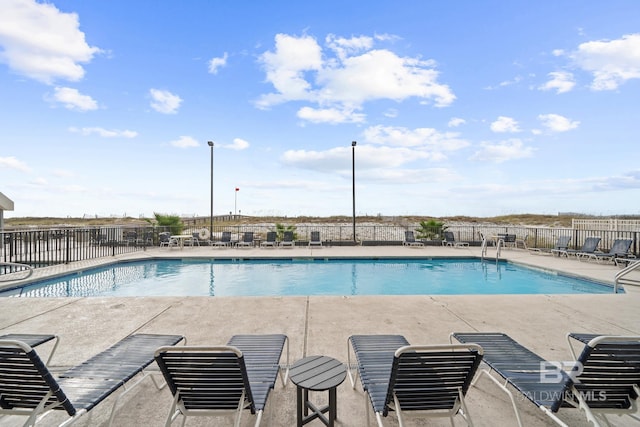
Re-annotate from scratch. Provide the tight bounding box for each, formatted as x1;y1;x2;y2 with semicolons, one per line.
208;52;228;74
490;116;520;133
572;33;640;90
0;156;31;172
297;106;366;124
281;145;429;173
538;113;580;132
149;88;182;114
363;125;468;151
256;33;455;122
471;139;535;163
50;87;98;111
169;136;199;148
325;34;374;60
448;117;466;127
224;138;250;150
0;0;100;84
539;71;575;94
69;127;137;138
383;108;398;118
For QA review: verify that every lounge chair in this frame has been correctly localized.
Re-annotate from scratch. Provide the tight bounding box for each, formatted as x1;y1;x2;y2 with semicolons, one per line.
237;232;255;248
154;334;289;427
309;231;322;248
529;235;571;256
561;236;601;258
159;232;177;248
442;231;469;247
348;334;483;426
261;231;278;248
402;231;424;247
0;333;59;365
451;332;640;427
579;238;633;264
0;333;184;427
279;230;295;248
212;231;232;247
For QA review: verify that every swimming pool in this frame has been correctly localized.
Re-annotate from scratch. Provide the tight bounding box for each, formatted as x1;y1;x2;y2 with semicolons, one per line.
1;258;615;297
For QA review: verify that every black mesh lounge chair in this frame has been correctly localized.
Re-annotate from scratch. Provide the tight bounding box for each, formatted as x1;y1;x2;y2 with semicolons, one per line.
260;231;278;248
579;238;633;264
0;333;59;365
212;231;232;247
0;333;184;427
528;235;571;256
154;334;289;427
452;332;640;427
442;231;469;247
309;231;322;247
347;335;483;426
280;231;295;248
402;231;424;247
560;236;601;258
237;232;255;248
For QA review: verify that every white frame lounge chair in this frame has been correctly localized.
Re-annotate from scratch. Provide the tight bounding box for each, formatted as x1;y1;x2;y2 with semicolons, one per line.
154;334;289;427
348;334;483;427
579;238;633;264
308;231;322;248
442;231;469;248
212;231;232;247
237;232;255;248
0;333;184;427
529;235;571;256
260;231;278;248
452;332;640;427
279;231;295;248
402;231;424;247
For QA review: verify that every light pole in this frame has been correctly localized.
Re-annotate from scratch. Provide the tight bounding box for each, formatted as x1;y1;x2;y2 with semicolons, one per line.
234;187;239;217
207;141;214;242
351;140;357;243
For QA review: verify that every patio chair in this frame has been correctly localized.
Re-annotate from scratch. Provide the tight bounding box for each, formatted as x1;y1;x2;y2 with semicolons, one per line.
154;334;289;427
529;235;571;256
0;333;184;427
451;332;640;427
347;335;483;426
579;238;633;264
237;231;255;248
261;231;278;248
309;231;322;248
402;231;424;247
212;231;232;247
279;230;295;248
159;232;177;248
442;231;469;247
561;236;601;258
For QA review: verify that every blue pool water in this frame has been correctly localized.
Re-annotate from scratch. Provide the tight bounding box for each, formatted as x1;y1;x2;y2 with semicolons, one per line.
1;259;615;297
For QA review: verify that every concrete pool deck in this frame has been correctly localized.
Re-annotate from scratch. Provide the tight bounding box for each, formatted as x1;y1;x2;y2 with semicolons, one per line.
0;245;638;426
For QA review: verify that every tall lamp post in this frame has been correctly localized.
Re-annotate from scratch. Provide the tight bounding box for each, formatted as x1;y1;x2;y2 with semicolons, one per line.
351;141;357;243
207;141;214;242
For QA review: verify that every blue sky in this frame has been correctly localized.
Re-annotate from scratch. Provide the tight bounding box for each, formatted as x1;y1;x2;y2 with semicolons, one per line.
1;1;639;219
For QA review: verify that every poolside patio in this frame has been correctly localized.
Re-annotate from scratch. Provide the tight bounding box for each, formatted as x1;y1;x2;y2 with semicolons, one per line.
0;245;638;426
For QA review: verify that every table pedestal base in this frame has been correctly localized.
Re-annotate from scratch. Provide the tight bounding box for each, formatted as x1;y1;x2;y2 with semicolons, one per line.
296;386;337;427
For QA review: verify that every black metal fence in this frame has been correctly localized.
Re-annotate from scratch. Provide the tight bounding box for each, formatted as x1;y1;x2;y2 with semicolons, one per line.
1;224;638;277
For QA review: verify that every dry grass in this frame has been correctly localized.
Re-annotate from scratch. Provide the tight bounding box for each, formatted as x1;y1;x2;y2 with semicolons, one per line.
5;213;578;228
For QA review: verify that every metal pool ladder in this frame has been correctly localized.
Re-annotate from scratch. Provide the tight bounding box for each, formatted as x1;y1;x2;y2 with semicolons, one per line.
481;236;502;262
614;259;640;293
0;262;34;282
